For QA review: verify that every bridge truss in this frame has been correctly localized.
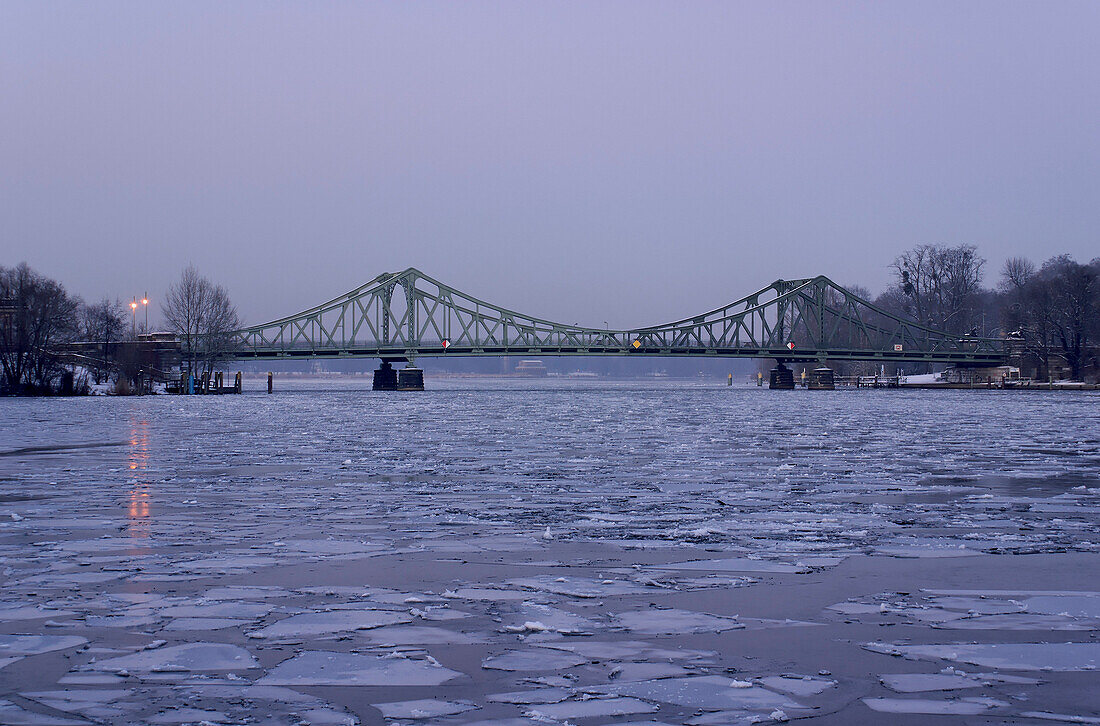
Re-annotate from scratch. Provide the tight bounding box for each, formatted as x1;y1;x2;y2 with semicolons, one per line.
229;268;1005;365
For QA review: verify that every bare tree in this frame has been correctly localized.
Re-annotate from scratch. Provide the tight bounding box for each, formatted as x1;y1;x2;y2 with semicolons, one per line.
81;298;127;379
162;266;241;375
891;244;986;335
1001;254;1100;380
0;263;81;394
1000;257;1035;293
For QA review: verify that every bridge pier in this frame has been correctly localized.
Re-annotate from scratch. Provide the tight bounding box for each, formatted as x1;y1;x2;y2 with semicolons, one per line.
807;366;835;390
373;359;425;391
397;364;424;391
372;361;398;391
769;363;795;390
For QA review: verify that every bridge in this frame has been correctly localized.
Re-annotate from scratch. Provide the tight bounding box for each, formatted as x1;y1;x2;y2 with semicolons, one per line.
227;268;1005;389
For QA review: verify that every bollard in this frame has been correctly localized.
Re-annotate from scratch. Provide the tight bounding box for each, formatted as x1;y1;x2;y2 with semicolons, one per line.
235;372;242;394
267;372;273;394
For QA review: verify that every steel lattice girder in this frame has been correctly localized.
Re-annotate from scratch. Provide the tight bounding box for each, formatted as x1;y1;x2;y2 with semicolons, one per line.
228;268;1006;365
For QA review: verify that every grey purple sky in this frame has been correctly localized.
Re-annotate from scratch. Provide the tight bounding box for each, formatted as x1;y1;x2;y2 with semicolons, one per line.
2;2;1098;328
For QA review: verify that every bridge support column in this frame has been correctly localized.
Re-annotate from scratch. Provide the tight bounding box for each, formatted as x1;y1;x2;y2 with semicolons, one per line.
372;361;398;391
769;363;795;390
807;366;835;390
397;364;424;391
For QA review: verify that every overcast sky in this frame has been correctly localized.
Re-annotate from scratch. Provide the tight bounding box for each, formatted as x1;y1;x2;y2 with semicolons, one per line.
2;2;1098;328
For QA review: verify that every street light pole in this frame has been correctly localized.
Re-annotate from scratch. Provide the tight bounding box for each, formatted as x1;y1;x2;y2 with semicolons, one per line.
142;292;149;334
130;300;138;337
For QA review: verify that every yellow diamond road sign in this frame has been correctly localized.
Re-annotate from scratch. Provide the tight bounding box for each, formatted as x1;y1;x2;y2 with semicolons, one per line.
632;340;641;349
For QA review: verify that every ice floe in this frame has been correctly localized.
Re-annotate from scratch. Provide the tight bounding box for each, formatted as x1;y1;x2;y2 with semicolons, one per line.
482;649;588;671
259;650;462;686
589;676;805;712
249;608;410;638
93;643;259;674
375;698;477;719
862;696;1008;714
864;641;1100;671
526;696;659;720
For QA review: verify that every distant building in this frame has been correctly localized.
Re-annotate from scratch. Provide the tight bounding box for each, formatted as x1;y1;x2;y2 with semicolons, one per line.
514;359;548;377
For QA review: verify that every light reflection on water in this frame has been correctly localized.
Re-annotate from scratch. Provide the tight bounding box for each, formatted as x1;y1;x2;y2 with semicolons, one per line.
128;417;150;538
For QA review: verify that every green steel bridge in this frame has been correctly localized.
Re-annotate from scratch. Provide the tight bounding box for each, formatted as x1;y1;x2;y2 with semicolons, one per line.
228;268;1006;367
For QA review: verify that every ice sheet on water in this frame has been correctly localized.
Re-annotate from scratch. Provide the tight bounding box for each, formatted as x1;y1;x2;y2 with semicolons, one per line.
873;545;980;558
487;688;573;705
259;651;462;686
93;643;259;673
201;585;293;600
879;673;985;692
934;613;1099;631
1018;711;1100;723
757;675;836;696
375;698;477;719
685;711;770;725
0;634;87;655
508;575;652;598
282;538;387;555
608;662;692;681
538;640;715;662
176;555;280;572
482;649;588;671
526;696;659;720
503;603;598;634
22;683;361;725
590;676;804;712
1024;594;1100;618
250;608;410;638
652;558;809;574
84;614;161;628
444;587;532;601
862;696;1008;714
0;699;86;726
23;690;132;712
0;606;76;621
159;601;273;618
615;608;743;634
832;590;1100;631
146;708;229;723
928;595;1027;614
864;641;1100;671
162;617;250;631
359;625;487;645
55;673;126;685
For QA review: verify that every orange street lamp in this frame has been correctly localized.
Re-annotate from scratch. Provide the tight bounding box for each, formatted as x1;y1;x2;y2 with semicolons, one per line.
130;300;138;337
141;292;149;332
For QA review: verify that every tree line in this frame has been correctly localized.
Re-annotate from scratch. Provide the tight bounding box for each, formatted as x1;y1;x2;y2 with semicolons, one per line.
1;263;239;395
865;246;1098;380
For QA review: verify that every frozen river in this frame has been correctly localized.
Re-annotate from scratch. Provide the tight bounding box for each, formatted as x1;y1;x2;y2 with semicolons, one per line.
1;379;1098;725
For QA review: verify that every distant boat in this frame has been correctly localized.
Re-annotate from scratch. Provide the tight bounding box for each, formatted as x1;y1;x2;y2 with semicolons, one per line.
566;371;599;378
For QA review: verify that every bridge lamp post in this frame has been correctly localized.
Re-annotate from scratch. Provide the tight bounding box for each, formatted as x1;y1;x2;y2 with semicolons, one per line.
129;300;138;337
142;293;149;333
